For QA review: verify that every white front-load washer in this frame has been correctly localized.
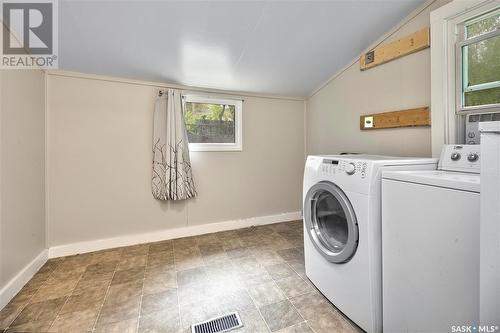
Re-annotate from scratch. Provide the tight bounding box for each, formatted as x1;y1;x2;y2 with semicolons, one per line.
303;155;437;333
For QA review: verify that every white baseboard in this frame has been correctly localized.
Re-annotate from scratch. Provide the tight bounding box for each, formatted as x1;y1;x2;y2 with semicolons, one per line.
0;250;48;310
48;211;302;259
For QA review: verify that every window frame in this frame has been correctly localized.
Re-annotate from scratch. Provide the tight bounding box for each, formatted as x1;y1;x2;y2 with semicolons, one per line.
430;0;499;157
183;94;243;152
455;8;500;114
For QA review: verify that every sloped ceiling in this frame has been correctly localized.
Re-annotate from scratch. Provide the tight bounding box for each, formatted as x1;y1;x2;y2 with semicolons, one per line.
59;0;424;97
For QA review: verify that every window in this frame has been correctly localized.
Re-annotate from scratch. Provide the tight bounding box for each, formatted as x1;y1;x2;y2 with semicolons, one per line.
457;9;500;112
183;94;242;151
431;0;499;156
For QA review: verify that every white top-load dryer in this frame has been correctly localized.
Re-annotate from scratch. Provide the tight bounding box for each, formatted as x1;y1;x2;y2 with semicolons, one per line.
382;145;482;333
303;155;437;333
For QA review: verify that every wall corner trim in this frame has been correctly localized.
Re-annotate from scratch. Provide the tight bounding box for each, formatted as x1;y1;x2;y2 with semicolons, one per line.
0;250;48;310
48;211;302;259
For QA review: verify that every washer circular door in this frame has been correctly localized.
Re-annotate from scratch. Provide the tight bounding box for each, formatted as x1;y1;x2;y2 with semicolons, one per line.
304;181;358;263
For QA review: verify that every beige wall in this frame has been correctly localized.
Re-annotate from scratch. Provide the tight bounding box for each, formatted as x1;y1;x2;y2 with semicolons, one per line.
306;1;447;157
46;73;304;247
0;69;46;288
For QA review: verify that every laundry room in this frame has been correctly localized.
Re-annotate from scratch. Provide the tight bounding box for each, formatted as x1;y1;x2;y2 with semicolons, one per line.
0;0;498;332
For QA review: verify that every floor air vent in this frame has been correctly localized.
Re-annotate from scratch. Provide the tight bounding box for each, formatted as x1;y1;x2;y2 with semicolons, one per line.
191;312;243;333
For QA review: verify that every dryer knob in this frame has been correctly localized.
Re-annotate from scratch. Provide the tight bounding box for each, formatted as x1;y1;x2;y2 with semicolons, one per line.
345;162;356;175
467;153;479;162
450;152;461;161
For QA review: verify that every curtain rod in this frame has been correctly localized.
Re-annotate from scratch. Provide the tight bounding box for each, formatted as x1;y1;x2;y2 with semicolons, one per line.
158;89;245;102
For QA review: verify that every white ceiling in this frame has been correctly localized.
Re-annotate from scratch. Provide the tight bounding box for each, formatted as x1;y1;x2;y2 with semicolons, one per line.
59;0;424;97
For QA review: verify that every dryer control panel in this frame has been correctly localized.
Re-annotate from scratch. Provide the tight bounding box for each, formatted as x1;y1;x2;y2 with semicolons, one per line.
438;145;480;174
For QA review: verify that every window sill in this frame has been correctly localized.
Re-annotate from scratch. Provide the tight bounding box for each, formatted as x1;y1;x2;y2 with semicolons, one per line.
457;103;500;115
188;143;243;152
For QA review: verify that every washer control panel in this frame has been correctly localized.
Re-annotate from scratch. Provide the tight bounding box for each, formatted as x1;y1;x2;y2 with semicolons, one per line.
438;145;480;173
321;159;368;179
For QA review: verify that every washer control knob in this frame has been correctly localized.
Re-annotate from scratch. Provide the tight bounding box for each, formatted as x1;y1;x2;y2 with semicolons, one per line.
468;132;475;138
451;152;461;161
467;153;479;162
345;162;356;175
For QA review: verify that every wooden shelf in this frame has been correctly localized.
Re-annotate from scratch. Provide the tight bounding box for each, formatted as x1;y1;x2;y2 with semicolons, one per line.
360;107;430;130
360;27;430;71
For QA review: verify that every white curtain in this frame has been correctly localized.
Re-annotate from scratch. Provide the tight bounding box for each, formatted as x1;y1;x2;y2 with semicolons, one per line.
152;89;197;200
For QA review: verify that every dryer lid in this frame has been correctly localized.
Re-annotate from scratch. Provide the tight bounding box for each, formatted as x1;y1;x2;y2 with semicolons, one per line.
382;170;480;193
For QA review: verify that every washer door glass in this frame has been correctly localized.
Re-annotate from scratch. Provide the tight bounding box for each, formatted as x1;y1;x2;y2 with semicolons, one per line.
304;182;358;263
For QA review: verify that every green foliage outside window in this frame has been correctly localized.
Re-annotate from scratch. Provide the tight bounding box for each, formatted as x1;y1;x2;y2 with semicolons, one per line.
462;11;500;107
184;102;235;143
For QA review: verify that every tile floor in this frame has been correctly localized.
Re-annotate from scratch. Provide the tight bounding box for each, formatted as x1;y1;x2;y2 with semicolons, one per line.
0;221;362;333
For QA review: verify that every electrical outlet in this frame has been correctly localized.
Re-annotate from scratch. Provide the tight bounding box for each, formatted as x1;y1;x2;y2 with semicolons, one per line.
364;116;374;128
365;51;375;64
